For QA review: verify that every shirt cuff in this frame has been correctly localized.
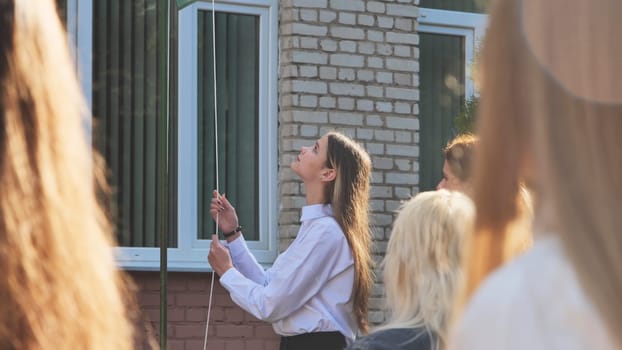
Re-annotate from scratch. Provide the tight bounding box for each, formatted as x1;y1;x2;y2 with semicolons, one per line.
226;234;250;260
219;267;244;291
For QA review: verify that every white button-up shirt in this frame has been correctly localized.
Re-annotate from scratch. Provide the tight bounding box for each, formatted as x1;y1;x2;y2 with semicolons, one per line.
219;204;357;343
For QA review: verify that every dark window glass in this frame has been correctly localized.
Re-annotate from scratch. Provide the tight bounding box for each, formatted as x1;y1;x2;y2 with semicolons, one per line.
92;0;176;247
420;0;490;13
197;11;260;240
419;33;465;190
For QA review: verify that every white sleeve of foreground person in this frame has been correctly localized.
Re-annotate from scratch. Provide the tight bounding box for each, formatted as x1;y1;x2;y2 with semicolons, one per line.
450;236;616;350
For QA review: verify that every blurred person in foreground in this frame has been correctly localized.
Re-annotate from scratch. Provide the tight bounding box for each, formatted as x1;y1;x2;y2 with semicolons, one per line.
451;0;622;349
0;0;138;348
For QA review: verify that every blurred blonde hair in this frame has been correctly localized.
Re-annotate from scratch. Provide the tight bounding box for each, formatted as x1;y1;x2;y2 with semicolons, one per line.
0;0;136;348
378;190;474;348
462;0;622;346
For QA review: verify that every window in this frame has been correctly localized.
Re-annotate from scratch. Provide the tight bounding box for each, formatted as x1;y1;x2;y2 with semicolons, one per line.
418;5;487;190
420;0;489;14
177;1;279;268
64;0;278;270
91;0;166;249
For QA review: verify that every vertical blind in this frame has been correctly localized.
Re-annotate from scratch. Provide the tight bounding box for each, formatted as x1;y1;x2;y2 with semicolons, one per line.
92;0;172;247
59;1;279;246
197;11;260;241
419;33;465;191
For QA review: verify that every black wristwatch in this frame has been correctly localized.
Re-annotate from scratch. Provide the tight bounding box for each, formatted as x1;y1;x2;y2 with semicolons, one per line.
223;225;243;238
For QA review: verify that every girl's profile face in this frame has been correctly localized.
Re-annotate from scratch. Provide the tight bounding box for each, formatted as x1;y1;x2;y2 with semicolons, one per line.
437;159;468;192
291;134;331;182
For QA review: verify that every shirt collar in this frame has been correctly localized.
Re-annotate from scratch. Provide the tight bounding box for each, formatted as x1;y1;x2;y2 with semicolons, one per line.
300;204;334;223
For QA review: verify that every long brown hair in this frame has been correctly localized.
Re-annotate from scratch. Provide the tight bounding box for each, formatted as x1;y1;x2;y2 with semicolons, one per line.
463;0;622;345
443;132;532;293
324;132;373;334
0;0;136;348
460;0;533;301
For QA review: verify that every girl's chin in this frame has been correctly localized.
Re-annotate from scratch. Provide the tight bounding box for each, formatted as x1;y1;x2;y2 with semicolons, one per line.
290;163;300;175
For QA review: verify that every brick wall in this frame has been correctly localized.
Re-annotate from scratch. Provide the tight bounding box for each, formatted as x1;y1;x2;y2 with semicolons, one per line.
279;0;420;325
132;272;280;350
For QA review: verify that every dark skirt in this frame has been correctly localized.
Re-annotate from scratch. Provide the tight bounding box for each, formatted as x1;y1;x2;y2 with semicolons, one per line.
280;331;346;350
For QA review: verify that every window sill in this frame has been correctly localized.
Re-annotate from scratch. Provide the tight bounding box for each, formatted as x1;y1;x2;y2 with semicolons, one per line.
115;246;277;272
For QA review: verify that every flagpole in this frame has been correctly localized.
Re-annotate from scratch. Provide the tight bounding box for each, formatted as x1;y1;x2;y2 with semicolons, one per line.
157;0;171;349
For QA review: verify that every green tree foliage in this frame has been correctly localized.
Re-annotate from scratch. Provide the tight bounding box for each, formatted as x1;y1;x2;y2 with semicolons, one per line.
454;96;479;134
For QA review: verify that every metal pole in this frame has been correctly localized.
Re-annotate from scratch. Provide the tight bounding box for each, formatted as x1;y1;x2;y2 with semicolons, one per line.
157;0;170;349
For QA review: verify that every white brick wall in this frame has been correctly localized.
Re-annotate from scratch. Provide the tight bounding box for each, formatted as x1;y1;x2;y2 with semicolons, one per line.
279;0;420;326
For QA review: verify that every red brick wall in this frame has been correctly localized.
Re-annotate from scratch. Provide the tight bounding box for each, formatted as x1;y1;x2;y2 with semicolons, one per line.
130;271;280;350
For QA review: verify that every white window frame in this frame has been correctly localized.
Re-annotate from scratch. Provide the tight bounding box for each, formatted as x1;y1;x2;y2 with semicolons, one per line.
65;0;279;271
418;8;487;99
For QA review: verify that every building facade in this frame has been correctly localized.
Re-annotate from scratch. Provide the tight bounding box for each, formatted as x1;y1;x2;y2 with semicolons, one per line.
58;0;487;348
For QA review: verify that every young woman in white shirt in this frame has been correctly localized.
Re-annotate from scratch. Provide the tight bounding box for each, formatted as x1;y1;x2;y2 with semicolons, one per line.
450;0;622;349
208;131;373;349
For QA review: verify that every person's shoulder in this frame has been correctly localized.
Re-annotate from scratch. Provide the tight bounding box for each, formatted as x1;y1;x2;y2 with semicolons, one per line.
469;236;562;307
349;328;434;350
453;235;618;349
451;236;566;349
306;215;346;242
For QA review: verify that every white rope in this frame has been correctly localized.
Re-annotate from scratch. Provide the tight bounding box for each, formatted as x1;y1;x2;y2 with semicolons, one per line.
203;0;219;349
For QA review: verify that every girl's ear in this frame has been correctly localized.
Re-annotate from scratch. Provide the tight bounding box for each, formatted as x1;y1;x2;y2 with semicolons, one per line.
321;168;337;182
